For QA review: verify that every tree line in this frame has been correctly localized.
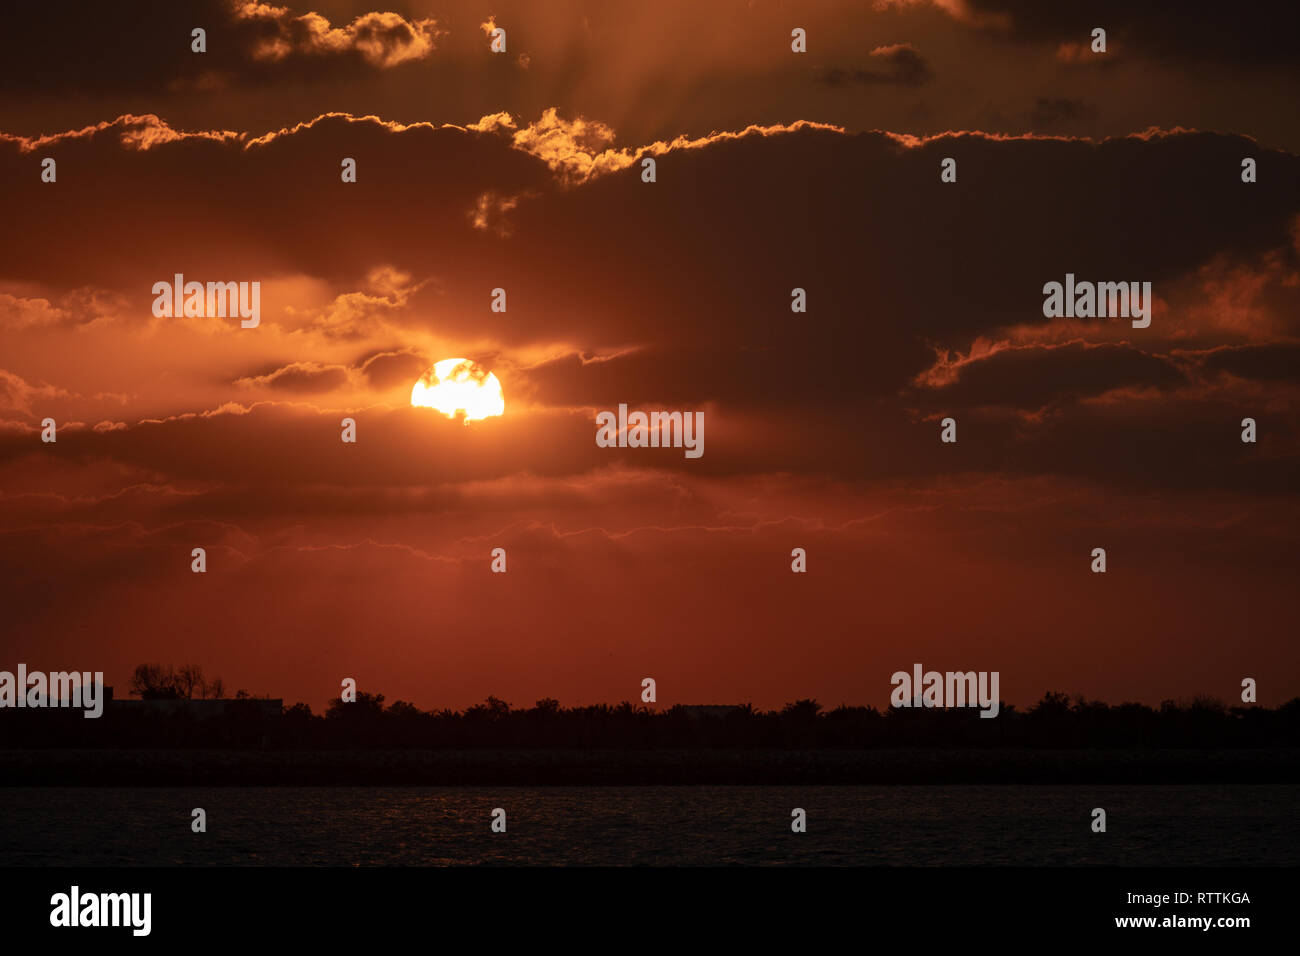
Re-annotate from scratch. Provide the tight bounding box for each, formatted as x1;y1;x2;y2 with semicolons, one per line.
2;663;1297;749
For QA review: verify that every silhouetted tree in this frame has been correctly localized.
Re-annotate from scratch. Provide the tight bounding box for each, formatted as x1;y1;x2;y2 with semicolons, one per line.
129;664;184;699
129;663;227;700
22;671;1299;753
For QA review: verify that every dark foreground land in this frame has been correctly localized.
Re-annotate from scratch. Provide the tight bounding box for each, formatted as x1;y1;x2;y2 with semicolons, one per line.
5;747;1298;785
6;692;1297;783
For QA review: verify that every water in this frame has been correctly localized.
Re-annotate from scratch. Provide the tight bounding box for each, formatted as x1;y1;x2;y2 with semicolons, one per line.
1;785;1294;866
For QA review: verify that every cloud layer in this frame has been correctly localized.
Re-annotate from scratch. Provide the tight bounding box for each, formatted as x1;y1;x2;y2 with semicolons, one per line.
2;2;1298;709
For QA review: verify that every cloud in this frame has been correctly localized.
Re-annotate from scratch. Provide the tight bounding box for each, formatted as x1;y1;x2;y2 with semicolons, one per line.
0;294;68;329
819;44;935;87
0;369;71;413
1052;40;1121;67
0;288;127;330
287;268;430;338
0;113;243;154
1027;97;1099;128
469;190;522;235
506;108;627;185
871;0;1009;29
358;348;432;390
234;361;350;392
4;457;1295;711
875;0;1300;69
233;3;443;68
912;340;1186;408
962;0;1300;68
0;1;444;94
1195;344;1300;382
2;111;1298;499
233;348;434;395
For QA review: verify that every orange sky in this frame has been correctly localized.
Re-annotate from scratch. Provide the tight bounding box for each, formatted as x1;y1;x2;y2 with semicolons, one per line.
1;0;1298;711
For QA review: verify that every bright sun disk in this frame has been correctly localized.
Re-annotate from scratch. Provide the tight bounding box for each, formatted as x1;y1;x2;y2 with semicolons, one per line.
410;358;505;422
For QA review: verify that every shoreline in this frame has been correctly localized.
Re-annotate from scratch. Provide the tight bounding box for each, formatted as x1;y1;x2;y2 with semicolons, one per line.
4;748;1298;785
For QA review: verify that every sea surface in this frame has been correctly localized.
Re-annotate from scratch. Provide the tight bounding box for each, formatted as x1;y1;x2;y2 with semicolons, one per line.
1;785;1295;866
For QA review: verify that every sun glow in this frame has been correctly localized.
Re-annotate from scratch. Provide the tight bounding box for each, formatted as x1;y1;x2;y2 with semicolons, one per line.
410;358;505;422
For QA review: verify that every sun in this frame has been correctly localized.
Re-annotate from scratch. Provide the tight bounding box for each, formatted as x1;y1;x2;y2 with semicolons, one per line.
410;358;505;422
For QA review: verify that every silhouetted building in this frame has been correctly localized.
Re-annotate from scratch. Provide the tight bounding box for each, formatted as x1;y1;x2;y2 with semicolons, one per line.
110;690;281;720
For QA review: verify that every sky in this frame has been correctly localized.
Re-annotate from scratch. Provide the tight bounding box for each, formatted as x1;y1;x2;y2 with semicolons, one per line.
1;0;1298;712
